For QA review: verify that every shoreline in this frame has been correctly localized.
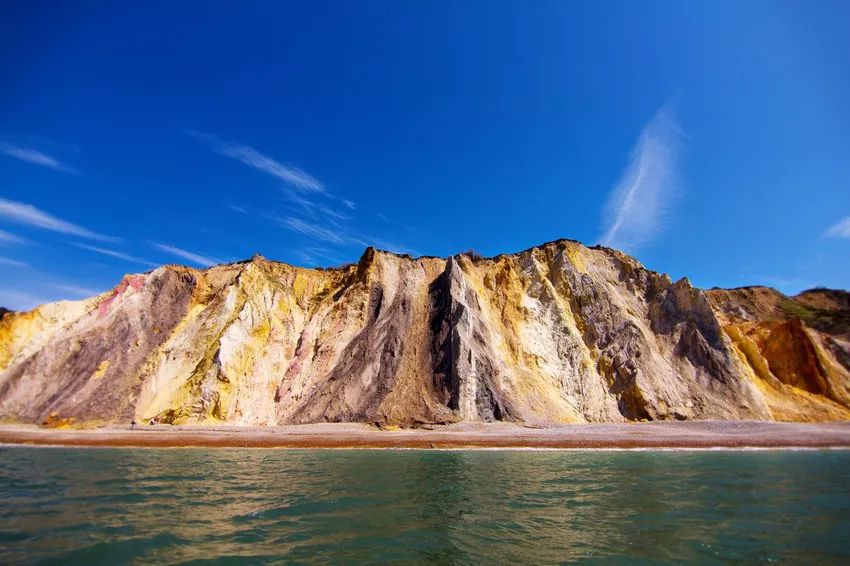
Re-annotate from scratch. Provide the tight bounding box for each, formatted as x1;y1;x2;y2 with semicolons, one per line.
2;421;850;450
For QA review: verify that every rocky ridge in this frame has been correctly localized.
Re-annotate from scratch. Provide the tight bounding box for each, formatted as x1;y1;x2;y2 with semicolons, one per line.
0;239;847;427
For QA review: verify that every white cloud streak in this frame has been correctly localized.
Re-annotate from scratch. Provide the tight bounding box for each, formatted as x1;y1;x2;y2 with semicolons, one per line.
303;246;344;264
599;108;681;251
75;243;158;268
0;256;27;267
152;243;221;267
51;283;103;298
0;144;78;174
824;216;850;239
191;131;324;192
295;248;346;266
279;188;351;224
0;198;116;242
279;217;346;244
0;229;26;246
362;238;419;256
320;206;351;222
276;215;418;256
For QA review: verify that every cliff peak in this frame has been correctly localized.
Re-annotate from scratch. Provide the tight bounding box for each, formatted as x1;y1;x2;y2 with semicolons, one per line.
0;237;847;426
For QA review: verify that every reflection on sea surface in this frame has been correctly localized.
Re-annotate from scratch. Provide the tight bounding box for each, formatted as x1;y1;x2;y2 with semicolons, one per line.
1;448;849;563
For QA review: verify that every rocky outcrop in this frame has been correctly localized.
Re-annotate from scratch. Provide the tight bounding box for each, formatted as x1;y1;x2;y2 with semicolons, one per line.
0;240;847;426
706;287;850;421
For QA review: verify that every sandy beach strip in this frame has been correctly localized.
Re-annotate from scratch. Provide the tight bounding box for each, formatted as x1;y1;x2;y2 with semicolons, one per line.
1;421;850;449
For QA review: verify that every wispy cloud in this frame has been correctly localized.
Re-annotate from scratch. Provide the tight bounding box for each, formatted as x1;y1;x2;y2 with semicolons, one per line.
824;216;850;239
75;243;158;268
599;107;682;251
0;144;78;174
280;188;317;212
0;256;27;267
279;188;351;223
303;246;344;264
190;131;324;192
276;215;418;256
188;130;411;258
0;229;26;246
362;238;419;256
50;283;103;298
152;243;221;267
296;246;347;266
320;206;351;222
278;217;346;245
222;145;323;192
0;198;116;242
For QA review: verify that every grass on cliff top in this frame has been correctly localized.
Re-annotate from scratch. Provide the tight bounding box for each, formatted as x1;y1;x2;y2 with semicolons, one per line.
779;298;850;336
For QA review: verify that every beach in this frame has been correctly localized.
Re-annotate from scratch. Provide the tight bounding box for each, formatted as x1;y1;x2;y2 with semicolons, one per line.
2;420;850;449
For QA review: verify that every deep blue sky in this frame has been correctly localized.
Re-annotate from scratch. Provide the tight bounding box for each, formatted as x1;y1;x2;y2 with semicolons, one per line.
1;1;849;310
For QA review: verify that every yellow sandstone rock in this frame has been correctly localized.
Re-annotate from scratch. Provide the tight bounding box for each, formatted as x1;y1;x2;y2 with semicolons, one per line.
0;240;847;426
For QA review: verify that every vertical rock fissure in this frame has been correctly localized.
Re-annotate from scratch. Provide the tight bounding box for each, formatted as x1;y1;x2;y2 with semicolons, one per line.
429;257;511;422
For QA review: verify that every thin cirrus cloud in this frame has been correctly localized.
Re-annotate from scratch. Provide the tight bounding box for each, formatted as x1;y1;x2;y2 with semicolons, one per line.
191;131;408;257
0;256;28;267
0;198;117;242
0;144;78;174
824;216;850;239
0;229;27;246
190;131;324;193
50;283;104;298
276;215;418;256
278;217;347;245
75;243;158;268
279;188;351;223
299;246;344;265
152;243;221;267
599;107;682;252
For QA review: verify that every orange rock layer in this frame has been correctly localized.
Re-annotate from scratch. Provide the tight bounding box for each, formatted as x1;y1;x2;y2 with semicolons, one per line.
0;240;848;426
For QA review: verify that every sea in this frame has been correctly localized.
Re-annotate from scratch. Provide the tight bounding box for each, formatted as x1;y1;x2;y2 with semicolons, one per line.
1;447;848;564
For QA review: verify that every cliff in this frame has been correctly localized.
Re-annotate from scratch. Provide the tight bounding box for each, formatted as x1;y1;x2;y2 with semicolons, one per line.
705;286;850;421
1;239;847;426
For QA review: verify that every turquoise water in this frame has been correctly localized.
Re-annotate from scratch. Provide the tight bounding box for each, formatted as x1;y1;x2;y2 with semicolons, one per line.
1;448;849;564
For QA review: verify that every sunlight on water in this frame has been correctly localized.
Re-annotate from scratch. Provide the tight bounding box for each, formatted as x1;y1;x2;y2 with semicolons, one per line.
1;448;849;564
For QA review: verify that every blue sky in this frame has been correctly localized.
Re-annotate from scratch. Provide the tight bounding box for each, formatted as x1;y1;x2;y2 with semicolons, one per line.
1;1;849;310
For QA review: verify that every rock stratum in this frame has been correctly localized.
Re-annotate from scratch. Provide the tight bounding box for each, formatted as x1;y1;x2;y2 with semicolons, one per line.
1;239;848;427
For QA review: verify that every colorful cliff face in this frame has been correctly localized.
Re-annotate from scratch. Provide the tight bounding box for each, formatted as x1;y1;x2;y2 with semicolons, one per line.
0;240;847;427
705;286;850;421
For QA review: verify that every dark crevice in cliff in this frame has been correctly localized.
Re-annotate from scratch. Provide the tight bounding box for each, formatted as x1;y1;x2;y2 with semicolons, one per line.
428;257;513;423
288;285;412;425
369;284;384;322
429;262;457;409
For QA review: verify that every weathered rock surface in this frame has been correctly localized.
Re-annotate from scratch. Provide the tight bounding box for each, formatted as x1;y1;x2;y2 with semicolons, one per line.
0;240;847;426
706;286;850;421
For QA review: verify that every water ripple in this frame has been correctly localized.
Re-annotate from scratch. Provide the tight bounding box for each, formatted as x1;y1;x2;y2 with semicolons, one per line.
0;448;849;564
